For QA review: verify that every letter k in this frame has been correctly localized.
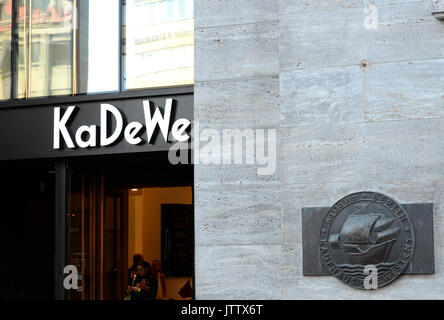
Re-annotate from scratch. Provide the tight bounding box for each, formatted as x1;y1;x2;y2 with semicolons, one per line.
54;106;76;149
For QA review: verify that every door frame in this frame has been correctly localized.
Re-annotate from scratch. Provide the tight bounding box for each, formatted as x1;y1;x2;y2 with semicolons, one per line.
55;160;67;300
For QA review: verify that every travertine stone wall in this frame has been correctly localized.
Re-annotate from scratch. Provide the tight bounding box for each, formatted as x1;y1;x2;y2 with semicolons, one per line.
194;0;444;299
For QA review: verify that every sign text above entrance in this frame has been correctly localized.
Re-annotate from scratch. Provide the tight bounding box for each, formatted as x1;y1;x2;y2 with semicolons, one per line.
53;98;191;150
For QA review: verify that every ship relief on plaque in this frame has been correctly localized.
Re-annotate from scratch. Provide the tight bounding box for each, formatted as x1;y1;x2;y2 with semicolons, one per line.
319;192;415;289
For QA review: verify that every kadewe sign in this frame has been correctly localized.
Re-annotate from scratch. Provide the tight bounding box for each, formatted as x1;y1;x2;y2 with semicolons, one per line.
0;93;193;161
53;98;190;149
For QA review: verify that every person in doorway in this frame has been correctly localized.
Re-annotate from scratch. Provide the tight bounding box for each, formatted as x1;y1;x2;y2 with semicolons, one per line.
152;260;167;300
128;253;148;285
178;279;193;300
127;261;157;300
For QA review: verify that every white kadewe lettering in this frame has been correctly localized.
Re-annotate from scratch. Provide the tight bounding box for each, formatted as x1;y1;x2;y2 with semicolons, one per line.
143;99;172;143
54;106;76;149
53;99;190;149
100;103;123;147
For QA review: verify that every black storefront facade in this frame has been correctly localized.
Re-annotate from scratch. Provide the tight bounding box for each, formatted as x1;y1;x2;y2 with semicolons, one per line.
0;0;195;300
0;88;194;300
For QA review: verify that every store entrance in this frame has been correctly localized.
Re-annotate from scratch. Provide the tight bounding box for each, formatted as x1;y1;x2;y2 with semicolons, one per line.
65;152;194;300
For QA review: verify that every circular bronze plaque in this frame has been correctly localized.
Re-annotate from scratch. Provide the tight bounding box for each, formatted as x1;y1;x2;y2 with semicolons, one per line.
319;192;415;289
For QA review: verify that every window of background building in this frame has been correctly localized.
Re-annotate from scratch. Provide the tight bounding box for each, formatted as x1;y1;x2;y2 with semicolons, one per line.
0;0;194;102
80;0;120;94
16;0;73;99
125;0;194;90
0;0;11;100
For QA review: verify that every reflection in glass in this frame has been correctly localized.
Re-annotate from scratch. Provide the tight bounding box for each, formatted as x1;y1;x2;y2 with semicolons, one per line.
2;0;194;101
16;0;73;99
77;0;119;94
66;170;98;301
0;0;11;100
125;0;194;90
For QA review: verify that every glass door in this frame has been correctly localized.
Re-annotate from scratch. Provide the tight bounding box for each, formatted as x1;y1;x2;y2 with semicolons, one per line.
66;168;128;300
103;190;126;300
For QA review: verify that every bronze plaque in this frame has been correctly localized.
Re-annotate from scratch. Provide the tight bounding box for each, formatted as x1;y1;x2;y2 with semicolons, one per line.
319;192;415;289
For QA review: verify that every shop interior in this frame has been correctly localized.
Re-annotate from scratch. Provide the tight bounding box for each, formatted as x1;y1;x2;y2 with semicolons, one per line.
0;151;194;300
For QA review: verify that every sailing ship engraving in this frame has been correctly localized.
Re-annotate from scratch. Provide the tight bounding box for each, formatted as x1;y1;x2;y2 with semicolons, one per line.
329;202;401;266
319;192;416;289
